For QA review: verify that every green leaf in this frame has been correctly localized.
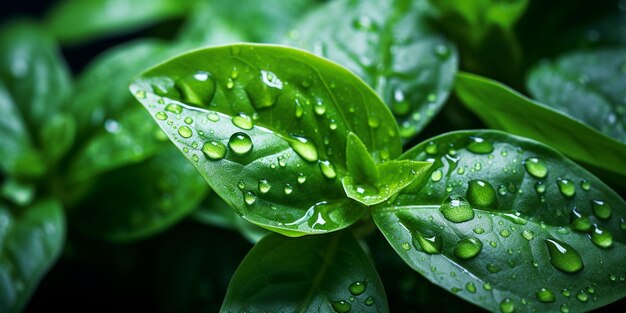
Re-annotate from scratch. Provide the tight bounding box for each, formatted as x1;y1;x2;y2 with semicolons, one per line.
342;133;432;206
45;0;196;44
0;21;71;176
69;147;207;242
221;231;389;312
130;43;400;236
287;0;457;140
373;130;626;313
455;72;626;178
0;199;65;313
192;193;270;243
527;48;626;144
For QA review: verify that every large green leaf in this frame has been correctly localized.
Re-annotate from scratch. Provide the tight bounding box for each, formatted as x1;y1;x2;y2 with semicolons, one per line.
287;0;457;140
0;21;72;176
130;44;401;236
527;48;626;144
455;72;626;178
0;200;65;313
373;130;626;313
45;0;196;44
69;147;207;242
221;231;388;312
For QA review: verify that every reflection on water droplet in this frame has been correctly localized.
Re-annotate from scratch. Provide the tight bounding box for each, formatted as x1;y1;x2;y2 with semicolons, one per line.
283;184;294;195
560;304;570;313
364;296;375;306
536;288;556;302
425;142;438;155
184;117;193;124
576;290;589;302
289;136;318;162
165;103;183;114
500;298;514;313
431;169;443;182
297;173;306;184
155;111;167;120
178;126;192;138
545;238;584;273
440;195;474;223
207;112;219;122
319;160;336;179
466;136;493;154
524;157;548;178
201;141;226;160
232;113;253;130
580;180;591;191
487;264;500;273
348;281;367;295
557;178;576;197
570;208;592;232
454;237;482;259
466;180;497;210
331;300;351;313
590;226;613;248
521;229;534;241
591;199;612;219
258;179;271;194
229;132;253;154
243;192;256;205
473;227;485;234
466;282;476;293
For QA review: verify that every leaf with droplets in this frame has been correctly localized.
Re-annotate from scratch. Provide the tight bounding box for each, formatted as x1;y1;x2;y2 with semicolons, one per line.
343;133;432;206
69;147;207;242
373;130;626;312
455;72;626;180
287;0;457;140
130;44;401;236
0;21;72;177
0;199;65;313
527;48;626;145
221;231;388;312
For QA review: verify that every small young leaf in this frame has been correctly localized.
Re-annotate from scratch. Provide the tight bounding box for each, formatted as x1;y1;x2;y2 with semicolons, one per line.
45;0;196;44
287;0;457;140
455;72;626;178
373;130;626;312
69;147;207;242
527;48;626;144
221;231;388;312
130;44;401;236
345;132;378;186
0;200;65;313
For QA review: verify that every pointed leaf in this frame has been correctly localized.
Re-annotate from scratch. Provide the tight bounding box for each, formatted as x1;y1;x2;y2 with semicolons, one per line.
455;72;626;179
221;231;388;312
0;200;65;313
346;132;378;186
130;44;401;236
373;130;626;313
287;0;457;140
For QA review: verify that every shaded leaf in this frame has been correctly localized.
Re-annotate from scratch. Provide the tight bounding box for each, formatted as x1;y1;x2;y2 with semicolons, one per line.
373;130;626;313
221;231;388;312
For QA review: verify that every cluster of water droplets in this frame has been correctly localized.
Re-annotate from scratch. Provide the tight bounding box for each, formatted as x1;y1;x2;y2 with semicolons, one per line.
331;280;375;313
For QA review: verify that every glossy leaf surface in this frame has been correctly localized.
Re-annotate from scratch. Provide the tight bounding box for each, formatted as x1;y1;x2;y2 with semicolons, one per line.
70;147;207;242
46;0;195;43
373;130;626;312
221;231;388;312
455;72;626;178
0;200;65;313
527;48;626;144
287;0;457;140
130;44;401;236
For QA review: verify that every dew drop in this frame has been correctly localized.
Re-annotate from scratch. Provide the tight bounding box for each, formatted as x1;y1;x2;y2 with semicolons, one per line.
207;112;220;122
576;291;589;302
283;184;294;195
580;180;591;191
536;288;556;303
155;111;167;120
483;283;492;291
135;90;146;99
487;264;501;273
473;227;485;234
431;169;443;182
331;300;351;313
524;157;548;179
560;304;570;313
232;113;253;130
425;142;438;155
440;195;474;223
229;132;253;154
591;199;612;219
534;181;546;194
521;229;534;241
297;173;306;184
314;100;326;115
201;141;226;160
590;226;613;248
466;136;494;154
499;229;511;237
364;297;375;306
243;192;256;205
165;103;183;114
545;238;584;273
557;178;576;197
454;237;482;259
258;179;271;194
238;181;245;190
178;126;192;138
466;180;497;210
412;231;442;254
319;160;336;179
184;117;193;124
465;282;476;293
500;298;514;313
348;281;367;295
570;209;592;232
289;136;318;162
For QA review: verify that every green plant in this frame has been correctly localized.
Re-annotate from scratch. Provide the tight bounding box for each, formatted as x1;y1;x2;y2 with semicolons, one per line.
1;0;625;312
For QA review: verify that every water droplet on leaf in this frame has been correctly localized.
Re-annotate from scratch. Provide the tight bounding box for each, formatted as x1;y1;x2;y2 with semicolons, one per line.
229;132;253;154
545;238;584;273
454;237;482;259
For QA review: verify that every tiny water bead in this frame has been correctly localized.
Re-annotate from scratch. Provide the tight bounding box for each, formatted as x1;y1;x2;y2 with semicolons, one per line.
229;132;253;154
580;180;591;191
165;103;183;114
545;238;584;273
486;264;501;273
258;179;271;194
473;227;485;234
453;237;482;259
155;111;167;120
207;112;220;122
590;226;613;248
319;160;337;179
297;173;306;184
466;180;497;210
364;297;375;306
232;113;253;130
243;192;256;205
570;209;592;232
557;178;576;197
289;136;318;162
201;141;226;160
560;304;570;313
499;229;511;237
521;229;534;241
536;288;556;303
331;300;351;313
500;298;514;313
466;136;494;154
576;291;589;302
425;141;438;155
184;117;193;124
591;200;612;219
431;169;443;182
524;157;548;179
283;184;294;195
178;126;193;138
483;283;492;291
440;195;474;223
348;281;367;295
465;282;477;293
535;181;546;194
